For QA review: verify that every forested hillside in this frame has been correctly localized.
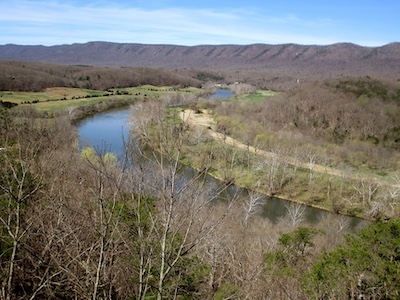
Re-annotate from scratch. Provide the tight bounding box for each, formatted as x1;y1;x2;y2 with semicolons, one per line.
1;99;399;299
2;42;400;91
214;78;400;149
0;60;202;92
1;42;400;73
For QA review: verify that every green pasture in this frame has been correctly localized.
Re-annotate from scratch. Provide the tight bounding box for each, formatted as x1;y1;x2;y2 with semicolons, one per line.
234;89;279;103
1;86;203;112
32;97;121;112
0;87;104;103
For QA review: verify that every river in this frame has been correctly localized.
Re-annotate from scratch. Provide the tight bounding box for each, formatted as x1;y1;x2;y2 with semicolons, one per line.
76;89;364;227
78;107;130;160
209;88;235;99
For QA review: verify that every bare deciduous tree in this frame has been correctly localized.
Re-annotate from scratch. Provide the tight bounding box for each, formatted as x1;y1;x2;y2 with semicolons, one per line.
128;98;235;299
0;149;43;300
243;191;264;227
351;177;381;209
285;202;306;228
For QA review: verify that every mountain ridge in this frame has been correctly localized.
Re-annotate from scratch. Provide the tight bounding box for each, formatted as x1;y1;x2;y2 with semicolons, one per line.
1;42;399;84
1;41;399;65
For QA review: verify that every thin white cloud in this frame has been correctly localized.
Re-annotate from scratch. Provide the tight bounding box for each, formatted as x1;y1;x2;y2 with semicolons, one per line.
0;0;389;46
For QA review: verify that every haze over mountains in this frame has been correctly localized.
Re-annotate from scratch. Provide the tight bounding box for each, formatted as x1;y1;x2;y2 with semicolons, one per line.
1;42;400;91
0;42;399;73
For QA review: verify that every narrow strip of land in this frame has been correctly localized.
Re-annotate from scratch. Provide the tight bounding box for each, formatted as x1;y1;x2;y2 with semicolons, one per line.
179;109;395;187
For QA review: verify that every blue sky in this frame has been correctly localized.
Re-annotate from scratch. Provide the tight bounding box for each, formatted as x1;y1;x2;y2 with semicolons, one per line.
1;0;399;46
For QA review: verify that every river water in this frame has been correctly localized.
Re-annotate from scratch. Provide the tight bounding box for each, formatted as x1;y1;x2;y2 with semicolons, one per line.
209;88;235;99
78;108;130;160
76;89;364;227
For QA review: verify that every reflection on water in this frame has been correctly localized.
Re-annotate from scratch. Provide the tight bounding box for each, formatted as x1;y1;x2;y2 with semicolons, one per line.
77;108;130;159
76;98;365;228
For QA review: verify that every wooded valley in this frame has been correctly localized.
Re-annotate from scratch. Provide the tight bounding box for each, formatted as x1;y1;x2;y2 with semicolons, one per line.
0;59;399;299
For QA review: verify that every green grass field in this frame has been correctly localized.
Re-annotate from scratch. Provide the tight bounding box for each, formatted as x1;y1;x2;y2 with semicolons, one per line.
233;89;279;103
1;86;203;112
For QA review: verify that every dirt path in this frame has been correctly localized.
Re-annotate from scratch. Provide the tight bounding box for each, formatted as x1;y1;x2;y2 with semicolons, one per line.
179;109;390;182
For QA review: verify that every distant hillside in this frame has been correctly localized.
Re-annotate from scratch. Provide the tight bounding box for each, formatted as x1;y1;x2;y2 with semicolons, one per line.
0;42;399;71
0;60;202;91
1;42;400;90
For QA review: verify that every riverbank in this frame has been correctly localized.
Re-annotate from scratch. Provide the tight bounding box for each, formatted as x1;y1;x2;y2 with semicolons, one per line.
65;87;397;221
178;109;339;212
76;103;366;226
3;85;204;117
177;108;397;221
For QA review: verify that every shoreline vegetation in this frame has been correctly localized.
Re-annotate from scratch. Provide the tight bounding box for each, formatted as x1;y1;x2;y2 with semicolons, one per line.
128;82;400;221
177;108;397;220
2;77;400;298
0;85;205;121
2;84;399;221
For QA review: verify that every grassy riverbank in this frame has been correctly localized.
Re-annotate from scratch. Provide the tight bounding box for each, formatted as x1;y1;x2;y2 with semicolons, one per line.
1;85;203;113
172;109;356;217
166;96;399;221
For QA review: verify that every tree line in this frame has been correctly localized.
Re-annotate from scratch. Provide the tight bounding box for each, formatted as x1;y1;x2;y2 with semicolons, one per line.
154;79;399;220
0;84;399;299
0;60;202;92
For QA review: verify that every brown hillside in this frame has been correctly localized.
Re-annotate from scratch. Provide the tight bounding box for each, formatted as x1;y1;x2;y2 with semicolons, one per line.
1;42;400;90
0;42;399;72
0;60;202;91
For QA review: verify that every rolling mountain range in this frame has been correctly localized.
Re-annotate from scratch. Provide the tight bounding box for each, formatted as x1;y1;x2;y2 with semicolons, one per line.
0;42;399;72
1;42;400;90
